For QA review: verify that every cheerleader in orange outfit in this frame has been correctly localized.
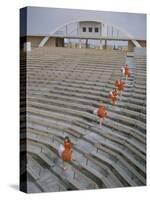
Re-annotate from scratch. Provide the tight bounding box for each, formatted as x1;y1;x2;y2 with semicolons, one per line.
121;64;131;80
62;137;73;161
93;104;107;129
108;88;118;105
115;79;125;99
60;136;73;170
118;80;125;92
115;79;125;92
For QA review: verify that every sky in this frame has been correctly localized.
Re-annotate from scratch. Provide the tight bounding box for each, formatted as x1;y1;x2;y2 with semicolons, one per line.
20;6;146;39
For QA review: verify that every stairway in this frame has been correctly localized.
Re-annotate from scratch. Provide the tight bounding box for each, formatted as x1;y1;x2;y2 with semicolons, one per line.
20;47;146;193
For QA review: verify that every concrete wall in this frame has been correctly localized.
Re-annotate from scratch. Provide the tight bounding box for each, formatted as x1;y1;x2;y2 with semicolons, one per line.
128;40;136;52
79;21;101;38
45;37;56;47
20;36;64;48
101;24;107;37
27;36;44;47
56;38;64;47
45;37;64;47
128;40;146;52
134;47;146;57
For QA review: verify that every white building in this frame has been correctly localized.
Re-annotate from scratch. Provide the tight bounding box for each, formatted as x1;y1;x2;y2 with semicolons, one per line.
20;7;146;50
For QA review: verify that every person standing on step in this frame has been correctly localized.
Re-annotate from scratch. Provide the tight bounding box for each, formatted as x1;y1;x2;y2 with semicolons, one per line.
108;88;118;105
93;104;107;129
61;136;73;170
121;64;131;81
115;79;125;99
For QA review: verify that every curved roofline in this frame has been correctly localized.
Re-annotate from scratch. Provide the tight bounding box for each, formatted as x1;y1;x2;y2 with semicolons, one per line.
50;19;132;37
39;19;134;47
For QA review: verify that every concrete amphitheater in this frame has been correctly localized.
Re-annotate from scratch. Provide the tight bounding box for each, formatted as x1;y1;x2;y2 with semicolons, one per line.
20;7;146;193
20;46;146;192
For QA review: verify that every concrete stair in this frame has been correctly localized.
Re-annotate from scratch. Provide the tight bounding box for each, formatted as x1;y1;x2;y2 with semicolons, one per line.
20;47;146;193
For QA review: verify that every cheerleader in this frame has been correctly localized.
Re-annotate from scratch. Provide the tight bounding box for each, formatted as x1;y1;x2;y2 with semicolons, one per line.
115;79;125;91
58;136;73;170
93;104;107;129
121;64;131;80
108;88;118;105
115;79;125;99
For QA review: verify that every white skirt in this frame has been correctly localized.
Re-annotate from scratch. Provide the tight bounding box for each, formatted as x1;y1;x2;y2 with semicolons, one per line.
121;67;125;75
93;108;98;115
58;144;64;157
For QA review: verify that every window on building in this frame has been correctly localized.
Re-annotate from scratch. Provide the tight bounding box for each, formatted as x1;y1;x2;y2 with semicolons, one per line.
89;27;92;32
95;27;99;32
82;27;86;32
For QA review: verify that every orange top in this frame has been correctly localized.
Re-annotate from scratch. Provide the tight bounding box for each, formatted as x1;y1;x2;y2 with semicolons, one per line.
122;65;131;77
118;80;125;91
115;80;125;91
108;90;118;103
112;90;117;97
64;140;72;150
112;91;117;102
62;141;73;162
115;80;119;88
97;105;107;118
124;66;130;76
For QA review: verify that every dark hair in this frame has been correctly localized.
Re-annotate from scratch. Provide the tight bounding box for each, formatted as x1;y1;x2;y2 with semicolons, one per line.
64;136;70;142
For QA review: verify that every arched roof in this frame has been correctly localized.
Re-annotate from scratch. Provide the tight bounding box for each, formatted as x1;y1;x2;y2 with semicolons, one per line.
20;6;146;39
50;19;131;37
